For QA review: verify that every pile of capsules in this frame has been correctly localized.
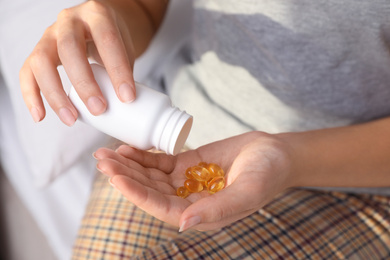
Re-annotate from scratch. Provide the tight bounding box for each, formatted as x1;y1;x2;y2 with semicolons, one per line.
176;162;225;198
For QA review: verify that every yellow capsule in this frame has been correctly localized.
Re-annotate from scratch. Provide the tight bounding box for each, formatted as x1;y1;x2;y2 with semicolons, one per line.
185;167;195;179
207;176;225;194
178;163;225;198
207;163;224;178
190;166;211;182
176;186;190;199
198;161;208;168
184;179;204;193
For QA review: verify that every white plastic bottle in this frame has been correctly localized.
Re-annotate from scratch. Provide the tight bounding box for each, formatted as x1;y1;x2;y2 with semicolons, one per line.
67;63;193;155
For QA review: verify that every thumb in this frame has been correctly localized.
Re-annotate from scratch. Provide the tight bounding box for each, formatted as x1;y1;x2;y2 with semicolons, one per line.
178;182;258;232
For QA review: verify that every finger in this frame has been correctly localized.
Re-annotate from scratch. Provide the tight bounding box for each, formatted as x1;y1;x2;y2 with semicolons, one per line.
56;12;107;116
95;147;170;182
178;210;255;233
179;181;259;232
29;33;77;126
95;147;142;169
186;208;256;232
116;146;177;174
110;174;189;226
96;157;174;194
20;63;46;123
85;1;136;102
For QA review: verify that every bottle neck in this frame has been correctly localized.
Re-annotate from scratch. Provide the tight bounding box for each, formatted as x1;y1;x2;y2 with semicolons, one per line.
154;107;193;155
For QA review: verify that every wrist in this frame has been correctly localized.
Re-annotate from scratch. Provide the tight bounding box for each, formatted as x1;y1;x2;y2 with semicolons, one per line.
274;132;307;188
249;131;300;190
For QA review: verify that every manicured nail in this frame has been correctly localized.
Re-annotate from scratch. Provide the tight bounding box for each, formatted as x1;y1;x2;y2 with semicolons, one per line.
30;106;41;123
58;107;76;126
108;177;117;189
96;163;102;172
179;216;201;232
96;161;105;172
87;96;106;115
118;83;135;103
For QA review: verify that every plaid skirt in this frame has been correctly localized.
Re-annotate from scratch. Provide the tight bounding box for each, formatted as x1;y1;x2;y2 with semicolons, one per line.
72;173;390;260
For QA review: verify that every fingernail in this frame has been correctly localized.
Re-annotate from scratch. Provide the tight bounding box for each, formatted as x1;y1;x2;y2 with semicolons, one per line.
58;107;76;126
108;177;117;189
179;216;201;232
87;96;106;115
92;152;97;159
30;106;41;123
118;83;135;103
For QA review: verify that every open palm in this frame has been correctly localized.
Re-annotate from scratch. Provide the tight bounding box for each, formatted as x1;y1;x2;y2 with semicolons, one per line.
94;131;293;231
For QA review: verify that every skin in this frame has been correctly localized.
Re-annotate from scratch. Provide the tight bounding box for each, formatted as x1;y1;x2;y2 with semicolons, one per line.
20;0;390;233
95;117;390;232
19;0;169;126
95;131;294;232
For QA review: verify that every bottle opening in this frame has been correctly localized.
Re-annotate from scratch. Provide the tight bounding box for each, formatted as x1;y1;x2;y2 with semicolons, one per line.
171;116;193;155
159;109;193;155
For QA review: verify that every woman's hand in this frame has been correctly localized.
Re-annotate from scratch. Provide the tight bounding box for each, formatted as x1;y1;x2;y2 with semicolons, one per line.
94;131;295;232
19;1;149;126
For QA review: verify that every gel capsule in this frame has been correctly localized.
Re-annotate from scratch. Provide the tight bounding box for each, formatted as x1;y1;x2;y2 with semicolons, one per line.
176;186;190;198
184;179;204;193
190;166;211;182
207;163;225;178
207;176;225;194
185;167;195;179
198;161;208;168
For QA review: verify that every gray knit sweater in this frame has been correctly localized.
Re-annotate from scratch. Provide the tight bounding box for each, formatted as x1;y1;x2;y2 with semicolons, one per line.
166;0;390;195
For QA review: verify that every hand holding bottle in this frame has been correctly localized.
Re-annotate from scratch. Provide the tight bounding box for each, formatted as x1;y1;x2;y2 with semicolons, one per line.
69;64;192;155
19;0;168;126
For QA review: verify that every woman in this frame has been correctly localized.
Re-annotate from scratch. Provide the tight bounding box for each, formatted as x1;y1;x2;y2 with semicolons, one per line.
20;0;390;259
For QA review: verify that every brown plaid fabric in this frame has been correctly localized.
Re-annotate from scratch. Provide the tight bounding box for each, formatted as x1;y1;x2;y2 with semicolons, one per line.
72;173;390;259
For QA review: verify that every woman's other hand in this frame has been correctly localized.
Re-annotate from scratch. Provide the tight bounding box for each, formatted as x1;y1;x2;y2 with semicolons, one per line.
94;131;295;232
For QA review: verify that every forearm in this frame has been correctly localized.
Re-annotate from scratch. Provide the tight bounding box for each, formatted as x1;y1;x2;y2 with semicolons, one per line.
101;0;169;57
278;117;390;188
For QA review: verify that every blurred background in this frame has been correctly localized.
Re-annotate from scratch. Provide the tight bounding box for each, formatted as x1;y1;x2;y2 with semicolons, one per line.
0;166;56;260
